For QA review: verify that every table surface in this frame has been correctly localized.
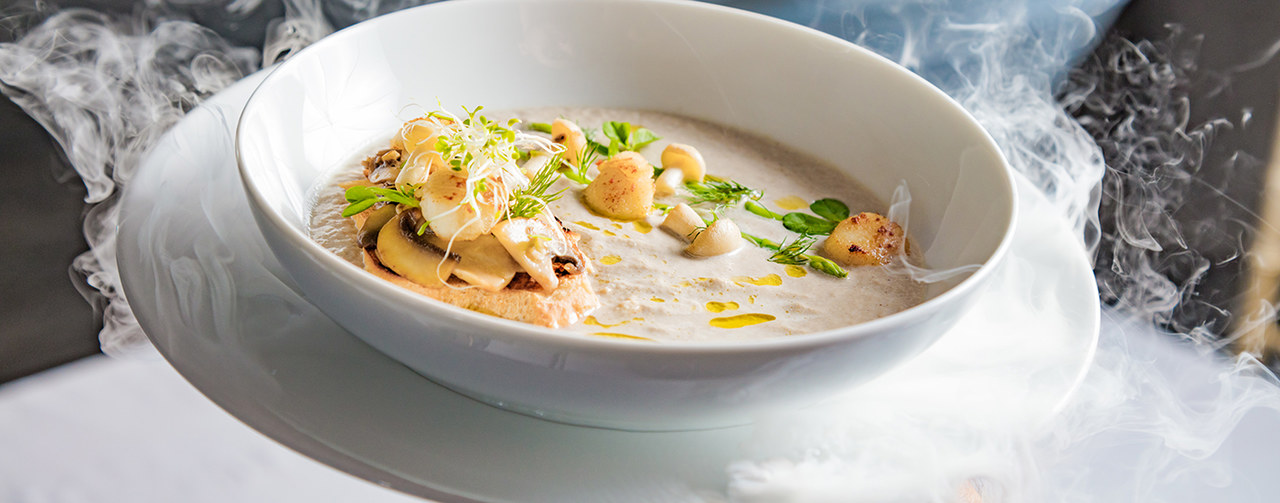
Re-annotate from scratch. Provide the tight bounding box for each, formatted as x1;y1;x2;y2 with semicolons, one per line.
3;309;1279;502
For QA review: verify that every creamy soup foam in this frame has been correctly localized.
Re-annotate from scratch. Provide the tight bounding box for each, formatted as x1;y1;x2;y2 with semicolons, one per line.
309;107;926;342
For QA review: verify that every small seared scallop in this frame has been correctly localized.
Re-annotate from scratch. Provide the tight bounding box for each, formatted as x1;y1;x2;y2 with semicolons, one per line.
421;169;501;241
583;151;655;220
822;212;904;266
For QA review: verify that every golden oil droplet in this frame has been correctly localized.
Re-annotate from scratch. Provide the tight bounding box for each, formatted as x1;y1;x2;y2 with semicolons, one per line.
593;332;652;341
709;313;777;329
600;255;622;265
748;295;757;304
733;274;783;286
705;301;740;313
574;221;600;231
676;280;692;287
611;223;623;229
785;265;808;277
650;297;666;303
775;196;807;210
633;220;654;234
585;315;628;328
603;229;618;237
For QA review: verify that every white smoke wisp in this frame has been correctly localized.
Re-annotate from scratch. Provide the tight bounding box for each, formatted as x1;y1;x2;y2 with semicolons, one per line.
1065;28;1249;346
0;2;334;356
0;8;258;355
719;2;1280;502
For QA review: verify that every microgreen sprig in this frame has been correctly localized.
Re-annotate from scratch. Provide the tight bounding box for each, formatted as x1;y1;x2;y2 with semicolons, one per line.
599;121;661;156
342;185;419;217
508;152;567;219
560;142;599;185
768;234;818;265
429;106;526;175
740;231;848;278
684;177;762;207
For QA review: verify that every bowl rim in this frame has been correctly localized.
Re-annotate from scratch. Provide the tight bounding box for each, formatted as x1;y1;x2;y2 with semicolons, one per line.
235;0;1019;356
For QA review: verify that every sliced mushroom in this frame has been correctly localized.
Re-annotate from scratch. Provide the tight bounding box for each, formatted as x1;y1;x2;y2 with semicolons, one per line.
660;143;705;182
427;233;521;292
654;167;684;196
356;203;398;248
492;216;574;290
660;203;703;241
376;211;457;287
369;164;399;184
686;218;743;257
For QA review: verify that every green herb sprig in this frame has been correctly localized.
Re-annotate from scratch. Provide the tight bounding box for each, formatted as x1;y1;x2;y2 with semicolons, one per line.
599;121;661;156
508;153;567;219
560;142;599;185
740;231;848;278
744;200;784;220
685;177;762;207
342;185;419;217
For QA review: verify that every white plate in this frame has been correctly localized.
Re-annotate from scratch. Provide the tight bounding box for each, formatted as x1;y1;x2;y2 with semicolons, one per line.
117;72;1098;502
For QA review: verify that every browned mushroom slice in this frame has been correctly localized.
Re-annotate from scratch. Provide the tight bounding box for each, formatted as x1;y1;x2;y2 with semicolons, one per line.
375;211;457;287
492;216;569;290
427;233;522;292
356;204;398;248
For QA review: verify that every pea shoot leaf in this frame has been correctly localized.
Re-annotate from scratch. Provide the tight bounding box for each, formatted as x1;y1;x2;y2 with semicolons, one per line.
342;185;418;217
810;198;850;222
782;212;837;235
600;121;661;156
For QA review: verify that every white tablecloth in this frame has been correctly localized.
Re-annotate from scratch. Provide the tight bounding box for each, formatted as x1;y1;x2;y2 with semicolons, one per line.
4;315;1280;502
0;354;421;503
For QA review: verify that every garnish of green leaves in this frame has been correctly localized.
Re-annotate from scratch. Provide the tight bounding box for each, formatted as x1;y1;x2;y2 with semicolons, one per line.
685;177;762;207
560;141;599;185
768;234;817;265
508;153;567;219
528;122;553;134
599;121;660;157
342;185;419;217
429;105;523;174
780;198;849;235
740;231;849;278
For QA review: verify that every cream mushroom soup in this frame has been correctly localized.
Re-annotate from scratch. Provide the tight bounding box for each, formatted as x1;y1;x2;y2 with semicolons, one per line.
309;107;926;342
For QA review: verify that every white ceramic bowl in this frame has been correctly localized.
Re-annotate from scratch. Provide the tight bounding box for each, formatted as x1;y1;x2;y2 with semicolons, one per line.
236;0;1017;431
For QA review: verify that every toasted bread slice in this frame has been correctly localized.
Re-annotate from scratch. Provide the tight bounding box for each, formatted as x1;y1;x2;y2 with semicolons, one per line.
352;208;599;328
360;249;599;328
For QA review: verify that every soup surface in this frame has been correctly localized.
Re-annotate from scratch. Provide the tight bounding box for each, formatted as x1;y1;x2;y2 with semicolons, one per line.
310;107;925;341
